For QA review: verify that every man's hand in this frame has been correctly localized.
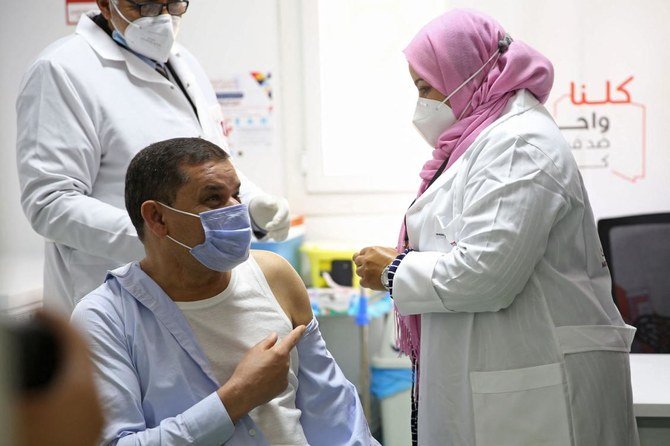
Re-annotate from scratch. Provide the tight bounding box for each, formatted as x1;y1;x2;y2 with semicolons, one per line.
248;194;290;241
353;246;398;291
218;324;307;422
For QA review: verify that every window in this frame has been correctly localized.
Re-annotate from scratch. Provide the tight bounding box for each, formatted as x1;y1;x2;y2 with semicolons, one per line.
300;0;448;193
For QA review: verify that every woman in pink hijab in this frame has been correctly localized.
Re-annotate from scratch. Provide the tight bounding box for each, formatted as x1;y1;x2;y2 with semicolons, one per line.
354;9;638;446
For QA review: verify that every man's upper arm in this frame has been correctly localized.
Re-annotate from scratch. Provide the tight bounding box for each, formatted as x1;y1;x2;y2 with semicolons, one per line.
252;250;313;327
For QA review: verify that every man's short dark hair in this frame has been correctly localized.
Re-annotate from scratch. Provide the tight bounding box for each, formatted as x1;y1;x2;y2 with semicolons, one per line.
125;137;230;241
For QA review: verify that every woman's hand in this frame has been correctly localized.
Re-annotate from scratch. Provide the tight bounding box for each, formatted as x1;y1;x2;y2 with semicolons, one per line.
353;246;398;291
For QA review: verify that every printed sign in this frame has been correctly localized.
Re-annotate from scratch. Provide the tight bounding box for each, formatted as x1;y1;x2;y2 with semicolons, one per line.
553;76;647;184
212;71;274;157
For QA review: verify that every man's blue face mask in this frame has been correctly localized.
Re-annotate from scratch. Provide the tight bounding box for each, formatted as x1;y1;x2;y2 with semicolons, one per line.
159;202;252;272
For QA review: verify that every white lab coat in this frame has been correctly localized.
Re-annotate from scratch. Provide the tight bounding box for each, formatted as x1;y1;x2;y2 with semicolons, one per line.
16;13;261;313
393;90;639;446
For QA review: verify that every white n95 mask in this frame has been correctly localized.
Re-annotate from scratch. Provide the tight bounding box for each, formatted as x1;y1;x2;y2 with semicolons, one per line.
110;0;180;63
412;97;457;148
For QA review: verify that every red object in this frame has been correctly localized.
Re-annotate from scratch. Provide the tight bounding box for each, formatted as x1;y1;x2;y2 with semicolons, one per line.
65;0;97;26
614;283;631;322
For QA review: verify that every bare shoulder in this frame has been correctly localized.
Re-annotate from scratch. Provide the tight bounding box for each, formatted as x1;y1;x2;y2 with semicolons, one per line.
251;250;313;327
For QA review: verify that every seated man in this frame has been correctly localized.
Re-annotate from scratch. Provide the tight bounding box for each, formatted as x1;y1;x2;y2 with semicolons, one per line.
71;137;378;445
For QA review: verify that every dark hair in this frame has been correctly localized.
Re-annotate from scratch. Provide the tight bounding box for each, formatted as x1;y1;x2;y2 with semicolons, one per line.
125;137;230;241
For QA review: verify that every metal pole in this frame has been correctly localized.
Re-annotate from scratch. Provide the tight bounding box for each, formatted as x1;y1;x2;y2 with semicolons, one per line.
359;322;370;420
356;289;371;421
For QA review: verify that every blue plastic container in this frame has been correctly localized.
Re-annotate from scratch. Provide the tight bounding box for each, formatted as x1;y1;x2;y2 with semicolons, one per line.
251;233;304;272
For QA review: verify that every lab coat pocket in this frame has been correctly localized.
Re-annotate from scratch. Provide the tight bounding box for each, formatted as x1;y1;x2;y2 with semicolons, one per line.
470;362;573;446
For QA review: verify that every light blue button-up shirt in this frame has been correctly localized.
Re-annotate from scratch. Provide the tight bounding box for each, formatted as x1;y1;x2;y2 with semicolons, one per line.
71;262;378;445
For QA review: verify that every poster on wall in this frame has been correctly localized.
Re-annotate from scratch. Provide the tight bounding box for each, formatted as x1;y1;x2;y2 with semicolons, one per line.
211;71;274;159
536;2;670;220
65;0;97;25
553;76;646;184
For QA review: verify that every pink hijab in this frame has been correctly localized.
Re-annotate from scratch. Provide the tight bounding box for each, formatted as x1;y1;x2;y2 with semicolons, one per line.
396;10;554;363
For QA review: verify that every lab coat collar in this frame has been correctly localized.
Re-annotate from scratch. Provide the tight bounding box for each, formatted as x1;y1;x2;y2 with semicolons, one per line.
105;262;221;387
76;12;176;86
408;90;540;211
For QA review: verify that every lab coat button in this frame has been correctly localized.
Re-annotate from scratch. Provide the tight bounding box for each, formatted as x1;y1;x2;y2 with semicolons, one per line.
248;428;256;437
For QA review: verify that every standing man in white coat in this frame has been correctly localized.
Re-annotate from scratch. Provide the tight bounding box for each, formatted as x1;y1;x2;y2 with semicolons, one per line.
354;9;639;446
16;0;290;313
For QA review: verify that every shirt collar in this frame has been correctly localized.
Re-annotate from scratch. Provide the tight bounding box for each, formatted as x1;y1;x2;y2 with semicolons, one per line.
77;12;171;84
76;11;126;62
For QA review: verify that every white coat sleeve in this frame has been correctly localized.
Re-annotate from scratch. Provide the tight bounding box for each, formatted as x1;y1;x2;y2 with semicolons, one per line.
16;60;144;263
393;138;569;314
70;296;235;445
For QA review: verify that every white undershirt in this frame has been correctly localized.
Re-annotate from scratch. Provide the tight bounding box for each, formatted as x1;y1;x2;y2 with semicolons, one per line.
176;257;307;446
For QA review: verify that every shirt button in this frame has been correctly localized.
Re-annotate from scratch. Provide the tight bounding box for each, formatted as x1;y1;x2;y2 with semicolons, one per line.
248;428;256;437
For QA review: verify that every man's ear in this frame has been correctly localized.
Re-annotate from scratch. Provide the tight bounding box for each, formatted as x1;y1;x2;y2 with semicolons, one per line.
141;201;168;238
97;0;112;21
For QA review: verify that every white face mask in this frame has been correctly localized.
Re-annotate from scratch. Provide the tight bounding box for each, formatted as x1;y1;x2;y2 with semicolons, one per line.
412;97;457;148
412;45;506;148
110;0;180;63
